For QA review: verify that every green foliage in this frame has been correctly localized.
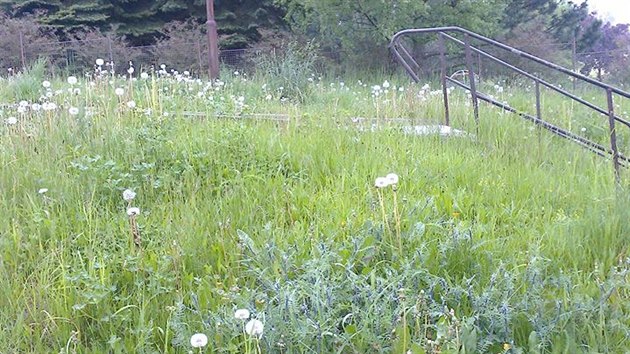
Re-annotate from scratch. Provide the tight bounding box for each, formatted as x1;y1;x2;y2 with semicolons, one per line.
280;0;506;68
0;58;47;101
252;41;319;102
1;64;630;352
0;0;286;46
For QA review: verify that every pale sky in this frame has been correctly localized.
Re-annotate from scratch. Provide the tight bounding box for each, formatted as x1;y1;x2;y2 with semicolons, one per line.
584;0;630;24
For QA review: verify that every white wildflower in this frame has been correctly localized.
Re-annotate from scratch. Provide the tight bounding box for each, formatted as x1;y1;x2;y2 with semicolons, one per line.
127;67;135;75
382;80;390;88
5;117;17;125
95;58;104;66
386;173;399;185
122;189;136;201
67;76;78;85
42;80;51;88
38;188;48;194
68;107;79;115
190;333;208;348
234;309;250;320
115;87;125;96
126;207;140;216
126;100;136;108
140;72;149;79
375;177;389;188
42;102;57;111
245;319;264;337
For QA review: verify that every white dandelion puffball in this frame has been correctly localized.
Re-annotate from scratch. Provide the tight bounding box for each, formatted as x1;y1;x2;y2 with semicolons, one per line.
38;188;48;194
126;100;136;108
42;102;57;111
386;173;399;185
67;76;78;85
245;319;264;337
115;87;125;96
234;309;250;320
68;107;79;116
374;177;389;188
140;72;149;79
122;189;136;201
190;333;208;348
382;80;390;88
95;58;104;66
127;67;135;74
5;117;17;125
126;207;140;216
42;80;51;88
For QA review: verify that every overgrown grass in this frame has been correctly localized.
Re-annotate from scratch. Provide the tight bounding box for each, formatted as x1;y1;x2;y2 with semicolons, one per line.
0;67;629;353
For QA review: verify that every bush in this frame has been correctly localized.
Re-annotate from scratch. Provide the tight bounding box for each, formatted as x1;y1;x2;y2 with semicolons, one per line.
252;40;320;102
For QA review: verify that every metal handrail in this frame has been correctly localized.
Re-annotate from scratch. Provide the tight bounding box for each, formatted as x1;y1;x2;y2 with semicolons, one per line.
389;26;627;181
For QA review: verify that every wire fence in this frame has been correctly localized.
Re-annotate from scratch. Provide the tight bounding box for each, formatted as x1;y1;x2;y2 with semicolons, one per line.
1;36;281;75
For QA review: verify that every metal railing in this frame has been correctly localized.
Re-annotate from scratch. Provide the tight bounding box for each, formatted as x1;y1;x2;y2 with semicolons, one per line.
389;27;629;182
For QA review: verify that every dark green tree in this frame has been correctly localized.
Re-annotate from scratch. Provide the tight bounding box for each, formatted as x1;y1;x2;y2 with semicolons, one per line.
0;0;112;31
0;0;285;47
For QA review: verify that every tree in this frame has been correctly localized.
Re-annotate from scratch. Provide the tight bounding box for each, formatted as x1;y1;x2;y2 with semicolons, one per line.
280;0;507;69
0;0;286;47
579;20;630;81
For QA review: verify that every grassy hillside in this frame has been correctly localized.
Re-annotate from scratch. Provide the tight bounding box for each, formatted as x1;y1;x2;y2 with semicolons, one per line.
0;65;629;353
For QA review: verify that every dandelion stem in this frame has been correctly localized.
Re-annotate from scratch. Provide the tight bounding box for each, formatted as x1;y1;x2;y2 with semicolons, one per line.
377;188;392;248
393;188;402;255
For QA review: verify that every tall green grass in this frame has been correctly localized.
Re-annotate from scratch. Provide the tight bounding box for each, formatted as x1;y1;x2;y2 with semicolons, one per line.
0;69;629;353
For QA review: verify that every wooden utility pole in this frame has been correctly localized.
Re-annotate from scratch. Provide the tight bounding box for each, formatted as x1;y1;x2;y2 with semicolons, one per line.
206;0;220;79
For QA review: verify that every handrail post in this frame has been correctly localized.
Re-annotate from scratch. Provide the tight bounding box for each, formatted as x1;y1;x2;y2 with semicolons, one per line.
439;33;450;126
606;88;621;183
535;80;543;150
464;34;480;130
535;80;542;121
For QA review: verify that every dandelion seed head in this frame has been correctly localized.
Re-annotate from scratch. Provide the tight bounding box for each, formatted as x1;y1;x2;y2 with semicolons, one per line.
42;80;51;88
190;333;208;348
95;58;104;66
126;207;140;216
67;76;78;85
127;100;136;108
140;72;149;79
115;88;125;96
68;107;79;115
374;177;389;188
234;309;250;320
245;319;264;337
386;173;399;185
123;189;136;201
5;117;17;125
42;102;57;111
